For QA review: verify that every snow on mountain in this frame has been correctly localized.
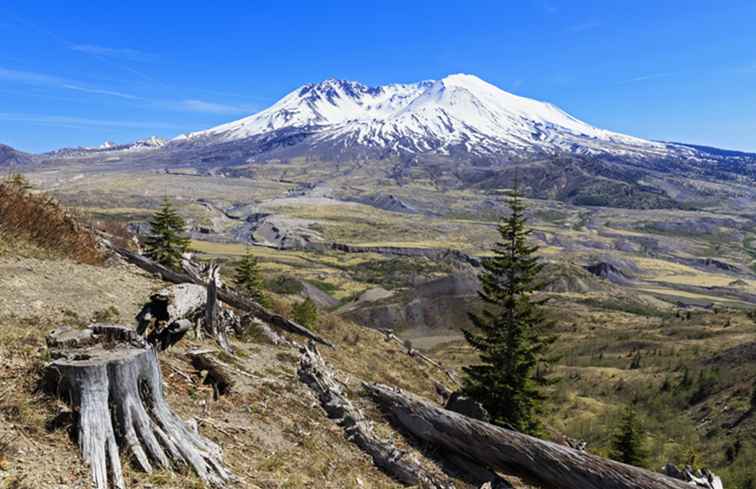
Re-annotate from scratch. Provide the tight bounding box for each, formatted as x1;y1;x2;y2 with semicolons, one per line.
177;74;669;158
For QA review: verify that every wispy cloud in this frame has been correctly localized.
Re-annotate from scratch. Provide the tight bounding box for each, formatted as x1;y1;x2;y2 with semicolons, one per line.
0;66;141;99
0;67;65;85
623;72;674;83
69;44;154;62
167;99;255;115
0;112;185;130
62;84;141;100
0;66;255;115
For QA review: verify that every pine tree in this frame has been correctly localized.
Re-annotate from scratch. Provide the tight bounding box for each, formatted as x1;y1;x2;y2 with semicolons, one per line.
233;248;269;306
461;183;552;434
143;198;190;270
609;407;648;467
293;297;318;328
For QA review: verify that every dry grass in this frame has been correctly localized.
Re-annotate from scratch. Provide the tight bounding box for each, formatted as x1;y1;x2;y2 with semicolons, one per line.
0;176;103;265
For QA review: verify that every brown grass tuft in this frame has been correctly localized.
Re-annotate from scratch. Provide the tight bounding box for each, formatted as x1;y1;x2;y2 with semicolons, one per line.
0;175;103;264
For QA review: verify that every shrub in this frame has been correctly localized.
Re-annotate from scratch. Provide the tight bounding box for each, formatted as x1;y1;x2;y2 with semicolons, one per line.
267;275;304;295
0;174;103;264
293;297;318;328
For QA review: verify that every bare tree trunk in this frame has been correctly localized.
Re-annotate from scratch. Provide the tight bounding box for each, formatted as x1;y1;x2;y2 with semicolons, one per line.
115;246;333;347
298;342;454;489
364;383;696;489
44;324;233;489
205;264;232;353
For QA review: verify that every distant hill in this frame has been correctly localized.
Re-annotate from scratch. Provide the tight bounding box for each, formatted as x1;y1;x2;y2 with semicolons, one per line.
0;144;32;167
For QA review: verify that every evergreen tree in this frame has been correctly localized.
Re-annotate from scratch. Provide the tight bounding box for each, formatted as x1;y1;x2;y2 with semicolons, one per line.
233;248;269;306
609;407;648;467
293;297;318;328
143;198;190;270
461;183;552;434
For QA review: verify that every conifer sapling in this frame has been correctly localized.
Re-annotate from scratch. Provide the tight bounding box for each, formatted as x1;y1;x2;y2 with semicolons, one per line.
233;248;269;306
143;198;190;270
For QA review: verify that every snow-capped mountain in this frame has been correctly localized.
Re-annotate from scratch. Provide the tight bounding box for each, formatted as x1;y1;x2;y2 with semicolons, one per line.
177;74;673;159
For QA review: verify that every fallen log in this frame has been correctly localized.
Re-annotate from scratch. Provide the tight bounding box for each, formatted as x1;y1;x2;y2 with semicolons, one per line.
115;246;333;348
298;342;454;489
44;324;233;489
364;383;697;489
187;348;235;398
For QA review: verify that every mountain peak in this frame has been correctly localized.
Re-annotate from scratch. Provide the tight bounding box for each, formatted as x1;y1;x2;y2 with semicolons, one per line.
179;74;661;158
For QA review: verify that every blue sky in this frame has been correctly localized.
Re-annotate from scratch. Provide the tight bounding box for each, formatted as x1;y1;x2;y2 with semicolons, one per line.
2;0;755;153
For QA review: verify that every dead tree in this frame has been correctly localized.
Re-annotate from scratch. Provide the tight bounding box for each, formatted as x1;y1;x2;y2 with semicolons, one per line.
364;383;701;489
297;342;454;489
115;246;333;347
44;324;233;489
204;264;233;353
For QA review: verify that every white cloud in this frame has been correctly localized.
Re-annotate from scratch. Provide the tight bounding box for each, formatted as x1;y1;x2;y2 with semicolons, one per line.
69;44;154;62
0;112;185;130
624;72;674;83
169;99;254;115
62;84;141;100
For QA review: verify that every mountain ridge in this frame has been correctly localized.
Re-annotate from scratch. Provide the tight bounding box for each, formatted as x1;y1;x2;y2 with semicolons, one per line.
176;73;669;160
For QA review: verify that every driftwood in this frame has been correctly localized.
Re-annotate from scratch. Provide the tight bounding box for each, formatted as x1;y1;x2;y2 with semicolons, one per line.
187;348;235;398
44;324;233;489
115;246;333;347
297;342;454;489
365;383;699;489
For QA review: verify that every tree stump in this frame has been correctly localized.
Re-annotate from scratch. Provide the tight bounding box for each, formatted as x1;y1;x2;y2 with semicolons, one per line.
136;283;235;352
44;324;233;489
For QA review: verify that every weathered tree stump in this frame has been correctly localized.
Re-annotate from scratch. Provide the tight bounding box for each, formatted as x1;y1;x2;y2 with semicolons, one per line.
136;283;207;349
44;324;233;489
137;282;236;352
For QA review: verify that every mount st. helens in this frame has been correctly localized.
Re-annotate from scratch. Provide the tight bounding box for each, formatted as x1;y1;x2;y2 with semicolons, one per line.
8;73;756;209
177;74;661;158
